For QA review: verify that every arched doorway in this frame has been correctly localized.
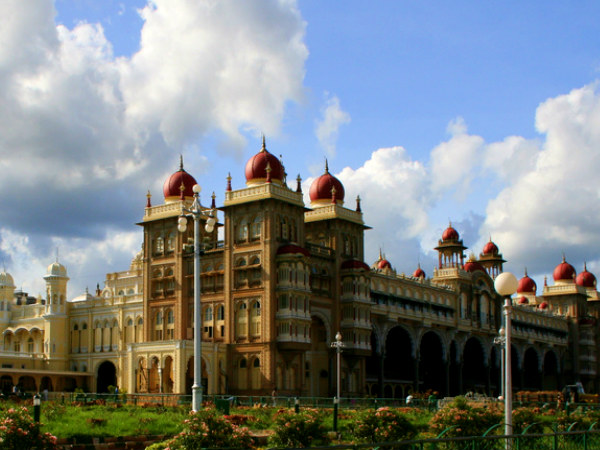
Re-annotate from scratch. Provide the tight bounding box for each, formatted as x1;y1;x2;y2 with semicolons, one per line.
419;331;445;395
185;356;208;395
40;376;53;392
96;361;117;393
490;346;501;397
18;376;36;392
449;341;461;396
308;316;329;396
383;326;414;397
163;356;174;393
542;350;559;390
523;348;540;390
365;331;382;396
463;337;486;394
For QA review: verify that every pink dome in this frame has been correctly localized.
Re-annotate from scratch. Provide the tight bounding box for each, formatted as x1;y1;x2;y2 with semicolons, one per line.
413;265;426;278
442;225;459;241
553;256;576;282
517;270;537;294
576;264;597;288
244;138;284;184
539;301;549;310
482;240;499;255
163;158;198;200
277;244;310;257
464;260;485;273
518;296;529;305
309;161;345;205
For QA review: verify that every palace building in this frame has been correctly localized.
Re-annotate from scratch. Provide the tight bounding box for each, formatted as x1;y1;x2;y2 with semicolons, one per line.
1;139;600;398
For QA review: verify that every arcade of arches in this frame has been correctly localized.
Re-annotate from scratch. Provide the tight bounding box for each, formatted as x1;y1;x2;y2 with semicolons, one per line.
365;326;561;398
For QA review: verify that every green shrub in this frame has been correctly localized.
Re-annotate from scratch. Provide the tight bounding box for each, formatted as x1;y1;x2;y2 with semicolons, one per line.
352;407;417;444
0;406;57;450
164;408;254;449
429;397;502;438
269;408;325;448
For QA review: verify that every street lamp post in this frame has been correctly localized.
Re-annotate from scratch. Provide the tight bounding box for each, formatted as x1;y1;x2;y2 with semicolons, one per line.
494;272;518;450
178;184;216;412
494;327;506;400
330;331;344;432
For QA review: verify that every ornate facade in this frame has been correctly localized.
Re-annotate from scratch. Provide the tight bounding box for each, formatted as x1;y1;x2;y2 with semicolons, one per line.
1;141;599;398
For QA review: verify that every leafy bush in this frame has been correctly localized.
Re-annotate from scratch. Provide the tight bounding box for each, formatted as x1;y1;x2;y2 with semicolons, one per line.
0;406;57;450
352;407;417;444
269;408;325;448
430;397;502;438
164;408;254;449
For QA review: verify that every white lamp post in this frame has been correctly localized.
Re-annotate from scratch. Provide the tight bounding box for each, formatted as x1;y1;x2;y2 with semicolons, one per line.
494;272;518;449
330;331;344;432
178;184;217;412
494;327;506;400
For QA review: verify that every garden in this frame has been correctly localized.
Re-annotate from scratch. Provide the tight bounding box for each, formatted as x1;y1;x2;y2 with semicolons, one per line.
2;396;600;449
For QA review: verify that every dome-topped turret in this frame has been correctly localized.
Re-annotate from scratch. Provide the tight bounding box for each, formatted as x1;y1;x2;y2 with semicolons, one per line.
517;269;537;294
464;255;485;273
482;239;499;255
576;263;597;289
46;261;67;277
412;264;426;278
518;296;529;305
441;223;459;241
372;250;392;271
163;156;198;202
553;255;576;283
309;160;345;207
244;137;285;186
0;271;15;288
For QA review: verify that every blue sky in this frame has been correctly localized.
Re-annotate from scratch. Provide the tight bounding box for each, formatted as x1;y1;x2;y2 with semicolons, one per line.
2;0;600;297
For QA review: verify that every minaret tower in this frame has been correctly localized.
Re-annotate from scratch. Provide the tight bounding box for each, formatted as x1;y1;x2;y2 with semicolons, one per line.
43;258;69;367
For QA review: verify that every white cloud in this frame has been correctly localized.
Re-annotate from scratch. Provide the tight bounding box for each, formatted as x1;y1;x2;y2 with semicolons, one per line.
481;83;600;276
0;0;308;296
430;117;484;198
315;93;351;158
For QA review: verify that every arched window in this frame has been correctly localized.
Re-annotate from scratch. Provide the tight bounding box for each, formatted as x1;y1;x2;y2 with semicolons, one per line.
251;216;261;239
217;305;225;320
167;309;174;324
27;337;34;353
204;306;213;321
166;232;176;252
236;219;248;241
156;311;163;325
153;235;164;255
281;218;289;240
250;256;260;265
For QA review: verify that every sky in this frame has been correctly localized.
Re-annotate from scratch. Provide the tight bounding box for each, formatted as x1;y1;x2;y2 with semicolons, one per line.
2;0;600;298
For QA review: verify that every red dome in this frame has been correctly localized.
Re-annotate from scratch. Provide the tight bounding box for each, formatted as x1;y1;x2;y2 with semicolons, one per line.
442;225;459;241
482;240;499;255
518;296;529;305
553;257;576;282
576;264;597;288
377;259;391;270
341;259;370;271
309;161;345;205
517;270;537;294
244;138;284;184
276;244;310;257
413;266;426;278
464;260;485;273
163;160;198;200
539;301;549;310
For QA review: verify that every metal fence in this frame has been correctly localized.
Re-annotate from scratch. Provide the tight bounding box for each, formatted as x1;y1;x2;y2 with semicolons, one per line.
268;430;600;450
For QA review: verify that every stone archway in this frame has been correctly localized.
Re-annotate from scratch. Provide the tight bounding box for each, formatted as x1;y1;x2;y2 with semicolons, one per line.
96;361;117;393
542;350;559;390
523;347;541;390
463;337;486;394
419;331;445;395
383;326;414;397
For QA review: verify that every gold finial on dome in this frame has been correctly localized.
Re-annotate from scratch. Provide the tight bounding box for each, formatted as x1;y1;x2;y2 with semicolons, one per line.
325;158;329;174
179;154;184;170
226;172;232;191
261;135;266;152
146;190;152;208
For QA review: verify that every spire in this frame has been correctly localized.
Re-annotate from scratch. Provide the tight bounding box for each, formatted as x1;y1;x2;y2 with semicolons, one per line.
584;261;588;271
524;267;528;277
179;154;184;170
325;158;329;174
356;195;361;212
562;252;566;263
146;190;152;208
211;192;216;209
296;174;302;193
261;135;266;152
226;173;232;191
